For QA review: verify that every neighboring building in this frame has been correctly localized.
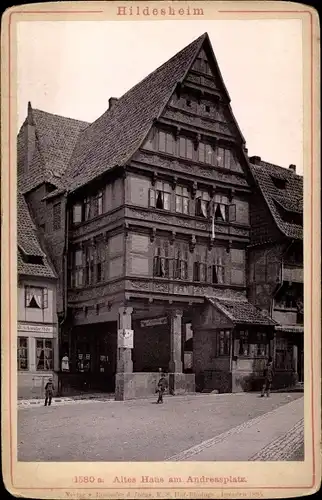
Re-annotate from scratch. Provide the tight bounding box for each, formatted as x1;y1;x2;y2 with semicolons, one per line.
17;192;58;398
17;33;298;399
248;157;303;388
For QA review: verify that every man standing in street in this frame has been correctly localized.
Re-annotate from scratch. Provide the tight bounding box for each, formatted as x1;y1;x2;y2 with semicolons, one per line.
261;356;274;397
156;373;168;404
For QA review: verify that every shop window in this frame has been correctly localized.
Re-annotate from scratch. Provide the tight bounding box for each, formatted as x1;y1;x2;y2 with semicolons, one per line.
36;338;53;371
53;202;61;230
153;240;170;278
17;337;28;371
217;330;230;356
149;181;171;211
173;242;188;280
195;190;210;217
175;185;189;214
25;286;48;309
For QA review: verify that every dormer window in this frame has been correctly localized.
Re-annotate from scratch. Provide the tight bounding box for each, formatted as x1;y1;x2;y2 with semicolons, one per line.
271;176;287;189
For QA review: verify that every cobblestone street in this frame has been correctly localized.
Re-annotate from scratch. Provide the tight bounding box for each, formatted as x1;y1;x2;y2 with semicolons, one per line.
18;393;304;462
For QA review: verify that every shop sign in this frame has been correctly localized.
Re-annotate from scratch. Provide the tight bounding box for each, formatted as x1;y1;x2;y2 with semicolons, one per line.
18;323;54;334
117;329;134;349
140;317;168;328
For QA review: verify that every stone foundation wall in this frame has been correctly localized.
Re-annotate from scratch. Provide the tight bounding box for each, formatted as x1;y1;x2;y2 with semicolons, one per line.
115;372;195;400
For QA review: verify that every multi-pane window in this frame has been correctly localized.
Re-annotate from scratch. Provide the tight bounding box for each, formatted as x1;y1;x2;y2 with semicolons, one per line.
173;242;188;280
96;241;106;283
17;337;28;371
159;131;176;155
92;190;104;218
198;142;215;165
216;147;234;170
149;181;171;211
193;246;208;282
213;194;229;222
36;338;53;371
238;331;250;356
83;197;91;221
72;203;82;224
217;330;231;356
195;190;210;217
230;249;245;285
275;337;293;370
25;286;48;309
256;333;268;357
179;137;194;160
175;186;189;214
84;245;95;286
211;248;225;284
71;249;84;288
153;240;170;278
53;202;61;230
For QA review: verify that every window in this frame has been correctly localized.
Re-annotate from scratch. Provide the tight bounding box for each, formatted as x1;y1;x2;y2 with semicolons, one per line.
92;190;104;218
71;249;84;288
153;240;170;278
217;330;230;356
212;194;229;222
193;246;208;282
198;142;215;165
149;181;171;211
275;337;293;370
211;248;225;284
205;105;210;113
72;203;82;224
256;333;268;357
216;147;234;169
175;186;189;214
96;242;106;283
238;331;250;356
173;242;188;280
231;249;246;285
84;245;95;286
195;190;210;217
186;99;191;107
159;131;175;155
271;176;287;189
179;137;194;160
53;202;61;230
25;286;48;309
143;129;157;151
83;197;91;221
36;338;53;371
17;337;28;371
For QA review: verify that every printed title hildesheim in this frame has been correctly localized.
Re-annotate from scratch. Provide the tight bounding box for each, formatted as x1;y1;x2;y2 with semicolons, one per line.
117;5;204;16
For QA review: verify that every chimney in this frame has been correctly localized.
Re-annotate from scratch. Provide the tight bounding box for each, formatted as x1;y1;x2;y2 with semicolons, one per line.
249;156;261;165
108;97;118;110
289;164;296;173
24;101;36;172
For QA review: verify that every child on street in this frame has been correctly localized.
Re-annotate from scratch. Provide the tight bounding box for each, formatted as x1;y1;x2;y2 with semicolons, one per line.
156;373;168;404
44;378;55;406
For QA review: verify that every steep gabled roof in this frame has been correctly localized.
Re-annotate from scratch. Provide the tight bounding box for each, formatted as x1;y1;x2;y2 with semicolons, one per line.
18;104;89;194
249;160;303;240
63;32;230;193
17;191;56;278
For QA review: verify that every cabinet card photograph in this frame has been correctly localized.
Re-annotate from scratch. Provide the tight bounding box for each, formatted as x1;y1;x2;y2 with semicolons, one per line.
1;1;320;499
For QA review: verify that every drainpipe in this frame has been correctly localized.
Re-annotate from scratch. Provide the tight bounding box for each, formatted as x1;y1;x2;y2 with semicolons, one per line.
59;191;70;348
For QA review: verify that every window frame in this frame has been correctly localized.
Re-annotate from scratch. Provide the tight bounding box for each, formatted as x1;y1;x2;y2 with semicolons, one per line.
149;181;171;211
25;286;48;309
17;336;29;371
36;338;53;372
153;240;170;278
175;185;190;215
195;190;210;218
217;330;231;356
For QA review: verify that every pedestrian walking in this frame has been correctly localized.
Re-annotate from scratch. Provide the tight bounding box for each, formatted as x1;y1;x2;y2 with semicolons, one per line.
44;378;55;406
156;373;168;404
261;356;274;397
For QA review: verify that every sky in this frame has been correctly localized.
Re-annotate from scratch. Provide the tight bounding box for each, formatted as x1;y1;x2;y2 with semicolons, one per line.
16;20;303;173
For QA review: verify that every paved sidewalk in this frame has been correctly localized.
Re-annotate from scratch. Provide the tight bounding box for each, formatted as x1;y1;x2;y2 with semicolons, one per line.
18;393;115;408
167;396;304;461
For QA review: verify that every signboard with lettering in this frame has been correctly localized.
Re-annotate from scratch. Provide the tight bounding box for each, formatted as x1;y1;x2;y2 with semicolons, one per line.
140;317;168;328
18;323;54;334
117;329;134;349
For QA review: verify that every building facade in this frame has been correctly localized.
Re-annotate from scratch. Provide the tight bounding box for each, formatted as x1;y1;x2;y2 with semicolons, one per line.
248;157;304;388
17;33;301;399
17;192;58;398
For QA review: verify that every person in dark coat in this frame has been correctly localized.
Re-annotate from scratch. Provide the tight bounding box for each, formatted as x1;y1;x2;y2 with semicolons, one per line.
156;373;168;404
261;357;274;397
44;378;55;406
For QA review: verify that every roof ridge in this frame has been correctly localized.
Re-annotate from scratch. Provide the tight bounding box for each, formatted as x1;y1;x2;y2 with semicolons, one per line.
32;106;90;126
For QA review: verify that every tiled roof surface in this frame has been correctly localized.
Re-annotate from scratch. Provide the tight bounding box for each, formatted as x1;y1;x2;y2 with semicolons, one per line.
208;297;277;326
62;33;207;192
17;192;56;278
18;107;89;193
250;160;303;239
